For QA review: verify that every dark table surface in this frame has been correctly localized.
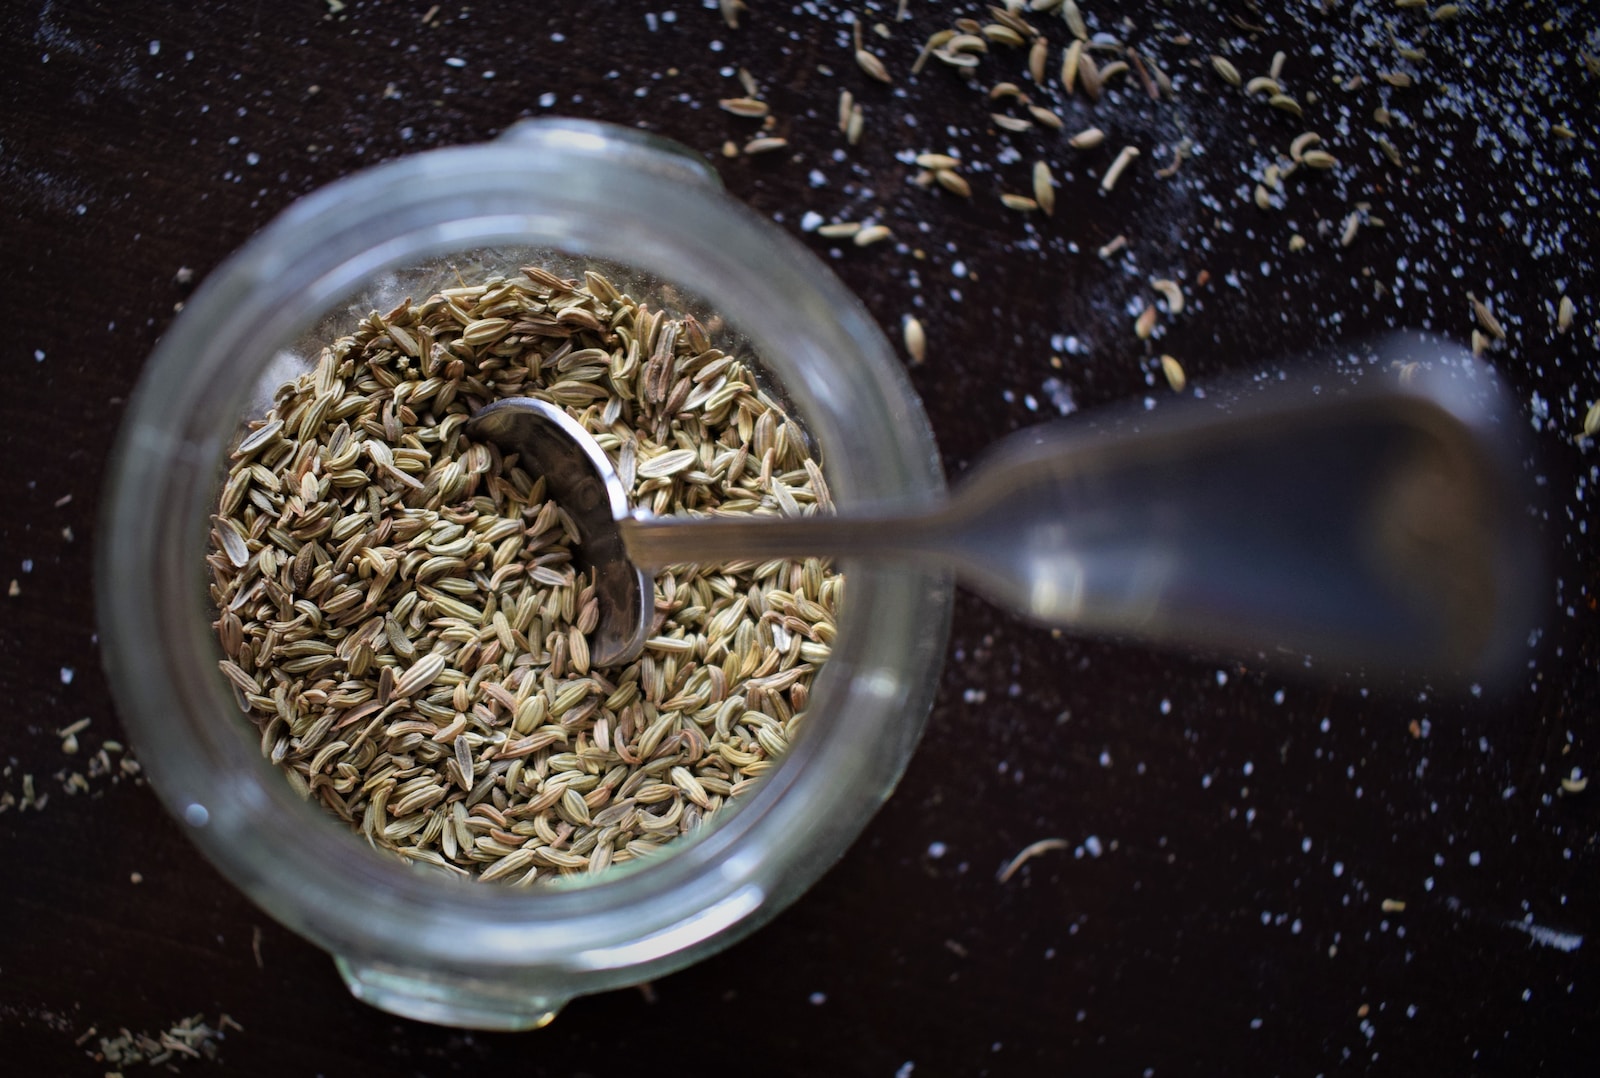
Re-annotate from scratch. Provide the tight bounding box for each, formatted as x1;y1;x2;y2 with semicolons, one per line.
3;1;1597;1074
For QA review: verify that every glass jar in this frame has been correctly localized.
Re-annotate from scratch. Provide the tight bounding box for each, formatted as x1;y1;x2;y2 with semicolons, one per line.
98;119;953;1030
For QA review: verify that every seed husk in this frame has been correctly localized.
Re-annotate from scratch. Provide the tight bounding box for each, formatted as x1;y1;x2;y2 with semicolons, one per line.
1101;145;1140;191
743;136;789;155
854;223;893;246
992;113;1035;133
1585;401;1600;438
1253;183;1272;210
1069;126;1106;149
1433;3;1461;19
1300;149;1339;169
1033;160;1056;215
1001;193;1040;212
817;221;863;238
1150;278;1184;314
1211;55;1242;87
1288;234;1308;252
915;152;961;171
1160;355;1186;392
1135;306;1158;339
1557;295;1575;333
1245;76;1282;96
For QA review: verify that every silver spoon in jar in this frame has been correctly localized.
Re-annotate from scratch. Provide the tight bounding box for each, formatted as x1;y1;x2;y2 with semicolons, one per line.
466;335;1539;679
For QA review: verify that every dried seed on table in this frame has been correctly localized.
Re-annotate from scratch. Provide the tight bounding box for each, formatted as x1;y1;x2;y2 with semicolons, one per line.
902;316;927;364
1270;50;1286;81
854;224;893;246
1340;211;1362;247
743;137;788;155
837;89;854;133
1001;193;1040;212
1245;76;1281;97
846;104;864;145
1028;105;1064;129
1557;295;1575;333
1269;93;1303;117
1069;126;1105;149
1033;160;1056;216
856;49;892;83
1160;355;1186;392
1029;37;1048;83
1135;306;1157;339
1253;183;1272;210
915;153;960;171
817;222;862;238
1211;55;1242;87
1060;39;1083;94
1101;145;1140;191
1150;279;1184;314
719;97;769;117
1078;53;1103;100
1289;132;1322;161
935;169;973;197
1585;401;1600;438
1063;0;1088;40
1300;149;1339;169
1467;293;1507;340
992;113;1034;133
983;24;1025;47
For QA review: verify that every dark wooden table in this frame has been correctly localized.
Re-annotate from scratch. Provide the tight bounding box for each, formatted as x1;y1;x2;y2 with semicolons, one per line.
4;1;1596;1074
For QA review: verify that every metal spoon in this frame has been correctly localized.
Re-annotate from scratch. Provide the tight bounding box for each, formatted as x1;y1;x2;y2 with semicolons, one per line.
466;336;1537;678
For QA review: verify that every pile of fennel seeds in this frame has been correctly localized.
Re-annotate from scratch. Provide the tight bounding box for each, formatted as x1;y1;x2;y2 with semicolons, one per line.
209;264;840;884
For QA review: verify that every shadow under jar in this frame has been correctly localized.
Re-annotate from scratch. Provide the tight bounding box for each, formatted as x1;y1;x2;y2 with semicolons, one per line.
98;119;953;1030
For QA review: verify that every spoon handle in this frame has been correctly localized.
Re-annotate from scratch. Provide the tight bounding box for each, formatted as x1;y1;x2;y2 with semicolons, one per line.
624;340;1537;678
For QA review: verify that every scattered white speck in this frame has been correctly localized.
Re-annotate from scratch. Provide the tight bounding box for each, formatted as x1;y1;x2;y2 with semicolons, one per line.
1249;1017;1263;1030
927;841;947;858
34;349;45;362
1522;988;1532;1002
245;151;260;166
1243;761;1254;777
1159;698;1171;715
809;991;827;1005
1084;835;1103;858
1507;922;1583;952
60;667;74;684
800;210;823;232
1098;750;1112;768
22;560;33;572
1301;837;1312;853
1332;861;1344;878
1468;850;1481;867
1215;670;1228;686
808;169;827;188
539;91;557;108
148;40;160;56
444;56;467;68
895;1064;914;1078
